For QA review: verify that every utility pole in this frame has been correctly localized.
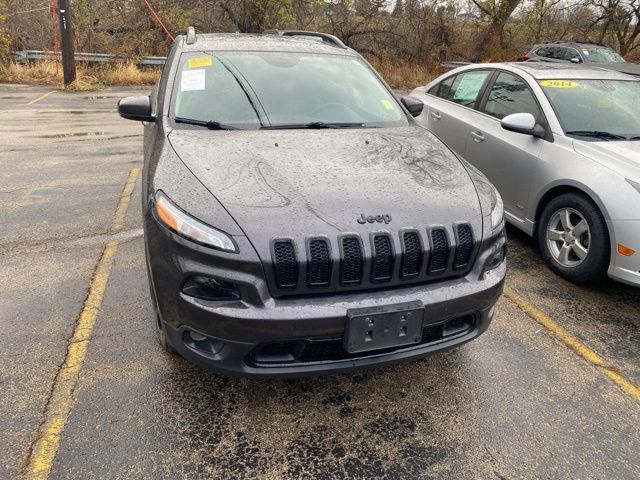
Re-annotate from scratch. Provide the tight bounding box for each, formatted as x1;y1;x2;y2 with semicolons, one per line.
57;0;76;85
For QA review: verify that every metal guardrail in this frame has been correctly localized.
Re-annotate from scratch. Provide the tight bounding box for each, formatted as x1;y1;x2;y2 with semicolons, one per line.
12;50;167;66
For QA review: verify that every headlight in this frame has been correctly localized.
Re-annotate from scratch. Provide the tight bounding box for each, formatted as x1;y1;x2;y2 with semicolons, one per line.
154;191;238;253
490;191;504;231
627;178;640;194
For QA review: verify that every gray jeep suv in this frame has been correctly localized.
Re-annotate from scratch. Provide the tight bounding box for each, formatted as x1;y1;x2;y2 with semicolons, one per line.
118;29;506;377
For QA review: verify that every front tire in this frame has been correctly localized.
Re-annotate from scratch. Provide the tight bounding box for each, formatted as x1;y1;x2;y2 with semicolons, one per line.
537;193;609;282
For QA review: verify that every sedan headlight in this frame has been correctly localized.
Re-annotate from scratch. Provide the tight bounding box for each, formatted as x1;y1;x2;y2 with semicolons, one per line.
490;191;504;231
154;191;238;253
627;178;640;194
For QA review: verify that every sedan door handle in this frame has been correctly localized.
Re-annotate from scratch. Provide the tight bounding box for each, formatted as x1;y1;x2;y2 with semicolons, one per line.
431;111;441;120
471;131;485;142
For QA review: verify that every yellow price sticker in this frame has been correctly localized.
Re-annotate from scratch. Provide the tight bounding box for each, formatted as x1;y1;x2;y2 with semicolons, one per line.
539;80;579;89
380;99;395;110
187;56;213;68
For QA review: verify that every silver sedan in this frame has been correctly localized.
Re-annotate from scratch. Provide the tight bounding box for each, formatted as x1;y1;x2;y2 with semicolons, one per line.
411;62;640;286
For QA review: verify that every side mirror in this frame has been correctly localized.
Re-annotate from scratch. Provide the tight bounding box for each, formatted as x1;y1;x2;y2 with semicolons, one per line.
501;112;545;138
401;95;424;117
569;57;582;64
118;96;155;122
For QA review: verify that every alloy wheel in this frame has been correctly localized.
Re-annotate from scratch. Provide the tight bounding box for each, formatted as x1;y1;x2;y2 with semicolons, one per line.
546;208;591;268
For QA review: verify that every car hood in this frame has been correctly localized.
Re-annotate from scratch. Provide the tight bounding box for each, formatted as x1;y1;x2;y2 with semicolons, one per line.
168;126;482;247
573;140;640;178
594;62;640;77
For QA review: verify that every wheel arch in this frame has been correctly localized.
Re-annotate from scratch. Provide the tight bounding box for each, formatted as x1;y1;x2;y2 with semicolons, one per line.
533;181;613;245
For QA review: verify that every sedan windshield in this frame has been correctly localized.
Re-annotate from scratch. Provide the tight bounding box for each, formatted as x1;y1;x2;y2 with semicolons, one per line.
540;79;640;140
171;51;407;129
581;47;626;63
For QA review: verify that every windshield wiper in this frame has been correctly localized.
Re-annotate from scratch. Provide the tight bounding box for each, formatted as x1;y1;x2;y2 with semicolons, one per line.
261;122;368;130
174;117;238;130
566;130;627;141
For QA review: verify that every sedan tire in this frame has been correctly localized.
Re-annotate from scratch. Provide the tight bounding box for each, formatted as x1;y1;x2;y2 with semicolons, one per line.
538;193;610;282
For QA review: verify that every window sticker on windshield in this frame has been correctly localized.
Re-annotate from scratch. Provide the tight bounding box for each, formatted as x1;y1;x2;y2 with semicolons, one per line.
453;74;486;100
539;80;579;88
187;56;213;68
380;99;395;110
181;69;206;91
582;50;589;55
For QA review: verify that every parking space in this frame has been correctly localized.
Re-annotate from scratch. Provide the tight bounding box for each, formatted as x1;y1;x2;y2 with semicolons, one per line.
1;85;638;479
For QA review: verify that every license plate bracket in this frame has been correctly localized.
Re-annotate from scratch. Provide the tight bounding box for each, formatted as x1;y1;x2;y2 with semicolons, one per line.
344;301;425;354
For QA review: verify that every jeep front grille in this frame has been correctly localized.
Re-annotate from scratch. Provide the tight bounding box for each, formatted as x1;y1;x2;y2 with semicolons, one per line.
401;231;422;278
270;223;476;294
340;236;363;285
371;234;394;282
454;224;474;269
429;229;449;273
307;238;331;287
273;240;297;289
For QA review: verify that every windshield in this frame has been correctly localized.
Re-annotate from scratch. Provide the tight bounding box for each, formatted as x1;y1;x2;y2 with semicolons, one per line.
540;79;640;140
171;51;407;129
581;47;626;63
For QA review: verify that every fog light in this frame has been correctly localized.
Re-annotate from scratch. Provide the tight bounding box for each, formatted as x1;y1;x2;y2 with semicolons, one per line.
182;276;240;301
189;331;207;342
183;330;225;357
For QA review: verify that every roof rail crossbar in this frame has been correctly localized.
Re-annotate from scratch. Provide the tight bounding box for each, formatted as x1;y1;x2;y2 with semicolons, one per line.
264;29;347;49
186;26;197;45
548;39;609;47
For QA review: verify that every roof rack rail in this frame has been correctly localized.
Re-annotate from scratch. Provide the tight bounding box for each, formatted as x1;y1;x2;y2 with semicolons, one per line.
186;26;197;45
552;39;609;47
264;29;347;49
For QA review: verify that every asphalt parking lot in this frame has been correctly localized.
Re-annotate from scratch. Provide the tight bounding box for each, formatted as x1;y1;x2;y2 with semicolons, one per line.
1;84;639;480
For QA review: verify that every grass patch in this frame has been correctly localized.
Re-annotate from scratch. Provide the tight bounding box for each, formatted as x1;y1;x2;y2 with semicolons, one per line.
0;60;160;90
370;59;440;91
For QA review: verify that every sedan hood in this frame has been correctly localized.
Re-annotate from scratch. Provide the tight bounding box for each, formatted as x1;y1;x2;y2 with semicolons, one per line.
573;140;640;178
168;126;482;248
596;62;640;77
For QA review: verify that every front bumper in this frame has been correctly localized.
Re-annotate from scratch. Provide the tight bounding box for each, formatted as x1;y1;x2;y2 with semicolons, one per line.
608;219;640;287
146;213;506;378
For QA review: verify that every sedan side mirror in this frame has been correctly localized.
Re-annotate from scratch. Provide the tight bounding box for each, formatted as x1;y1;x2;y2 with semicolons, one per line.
569;57;582;64
401;95;424;117
501;113;545;138
118;96;155;122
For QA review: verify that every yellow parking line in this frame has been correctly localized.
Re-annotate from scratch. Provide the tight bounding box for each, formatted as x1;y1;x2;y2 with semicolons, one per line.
504;286;640;403
20;168;140;480
110;167;141;233
26;90;56;106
